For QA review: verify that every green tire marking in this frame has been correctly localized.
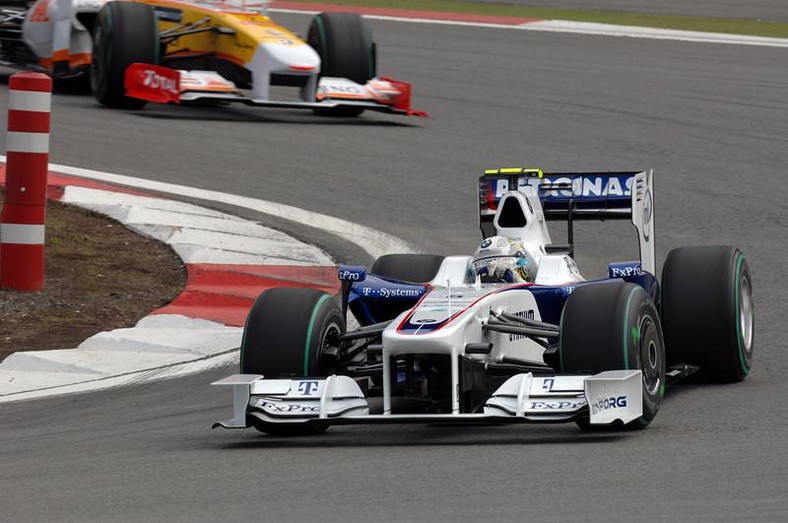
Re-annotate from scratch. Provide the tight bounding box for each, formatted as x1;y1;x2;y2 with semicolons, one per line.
622;286;651;427
631;325;641;348
660;382;665;397
621;286;642;371
734;254;751;374
304;294;331;376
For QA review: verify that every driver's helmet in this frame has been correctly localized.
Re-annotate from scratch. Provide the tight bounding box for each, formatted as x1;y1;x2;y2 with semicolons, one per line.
471;236;533;283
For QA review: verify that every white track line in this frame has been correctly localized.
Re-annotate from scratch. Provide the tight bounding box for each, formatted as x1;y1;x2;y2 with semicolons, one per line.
0;155;418;260
524;20;788;47
60;185;334;265
2;348;240;403
270;7;788;48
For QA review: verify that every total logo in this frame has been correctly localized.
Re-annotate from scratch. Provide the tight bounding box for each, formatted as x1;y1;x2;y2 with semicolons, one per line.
142;69;178;95
591;396;628;414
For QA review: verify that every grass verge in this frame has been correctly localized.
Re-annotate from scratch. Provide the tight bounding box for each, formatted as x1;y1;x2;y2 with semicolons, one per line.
277;0;788;38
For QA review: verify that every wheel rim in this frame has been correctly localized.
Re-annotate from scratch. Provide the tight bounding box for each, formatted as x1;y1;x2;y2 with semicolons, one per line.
739;275;754;356
639;315;662;395
322;323;341;351
319;322;342;372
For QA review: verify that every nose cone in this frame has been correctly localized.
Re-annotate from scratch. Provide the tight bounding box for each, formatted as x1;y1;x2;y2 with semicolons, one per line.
259;41;320;72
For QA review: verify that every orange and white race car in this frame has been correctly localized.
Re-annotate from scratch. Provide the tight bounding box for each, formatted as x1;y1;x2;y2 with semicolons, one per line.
0;0;427;116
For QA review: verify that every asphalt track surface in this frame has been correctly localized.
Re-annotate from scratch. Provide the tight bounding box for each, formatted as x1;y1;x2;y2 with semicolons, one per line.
2;12;788;522
470;0;788;22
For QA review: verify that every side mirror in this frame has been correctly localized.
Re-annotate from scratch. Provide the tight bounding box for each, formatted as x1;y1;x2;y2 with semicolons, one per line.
338;265;366;326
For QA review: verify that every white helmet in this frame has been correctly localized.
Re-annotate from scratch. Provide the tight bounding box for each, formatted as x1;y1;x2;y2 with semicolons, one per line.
472;236;533;283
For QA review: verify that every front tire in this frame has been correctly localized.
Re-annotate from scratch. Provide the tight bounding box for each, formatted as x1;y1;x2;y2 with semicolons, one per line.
661;246;754;382
241;288;343;436
307;12;376;117
241;287;343;377
560;282;666;430
91;1;160;109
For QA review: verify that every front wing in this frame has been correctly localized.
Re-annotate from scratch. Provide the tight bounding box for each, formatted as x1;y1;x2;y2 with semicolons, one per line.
211;370;643;430
124;63;428;116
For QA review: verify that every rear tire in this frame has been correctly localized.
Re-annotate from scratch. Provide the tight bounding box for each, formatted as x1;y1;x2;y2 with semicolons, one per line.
661;246;754;382
91;1;160;109
241;288;342;436
560;282;666;430
307;12;376;117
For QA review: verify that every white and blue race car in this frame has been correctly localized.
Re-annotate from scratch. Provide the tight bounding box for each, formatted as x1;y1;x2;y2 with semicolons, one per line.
213;168;754;435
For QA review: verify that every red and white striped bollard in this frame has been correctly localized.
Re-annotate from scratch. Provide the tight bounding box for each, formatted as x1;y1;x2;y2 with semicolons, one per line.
0;72;51;291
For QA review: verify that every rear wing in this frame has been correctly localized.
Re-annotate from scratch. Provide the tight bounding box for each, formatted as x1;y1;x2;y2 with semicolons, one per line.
478;168;655;275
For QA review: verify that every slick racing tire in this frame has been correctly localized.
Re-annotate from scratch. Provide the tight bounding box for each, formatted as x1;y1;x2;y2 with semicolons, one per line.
372;254;445;284
661;246;754;382
241;288;343;436
560;282;666;430
307;12;376;117
91;1;160;109
241;288;344;378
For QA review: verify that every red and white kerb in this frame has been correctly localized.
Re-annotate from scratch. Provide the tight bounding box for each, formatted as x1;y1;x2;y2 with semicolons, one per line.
0;72;51;291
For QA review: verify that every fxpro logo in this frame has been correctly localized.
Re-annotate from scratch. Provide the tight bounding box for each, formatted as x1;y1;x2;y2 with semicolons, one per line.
591;396;628;415
529;400;586;411
610;266;642;277
338;269;364;281
256;400;320;413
